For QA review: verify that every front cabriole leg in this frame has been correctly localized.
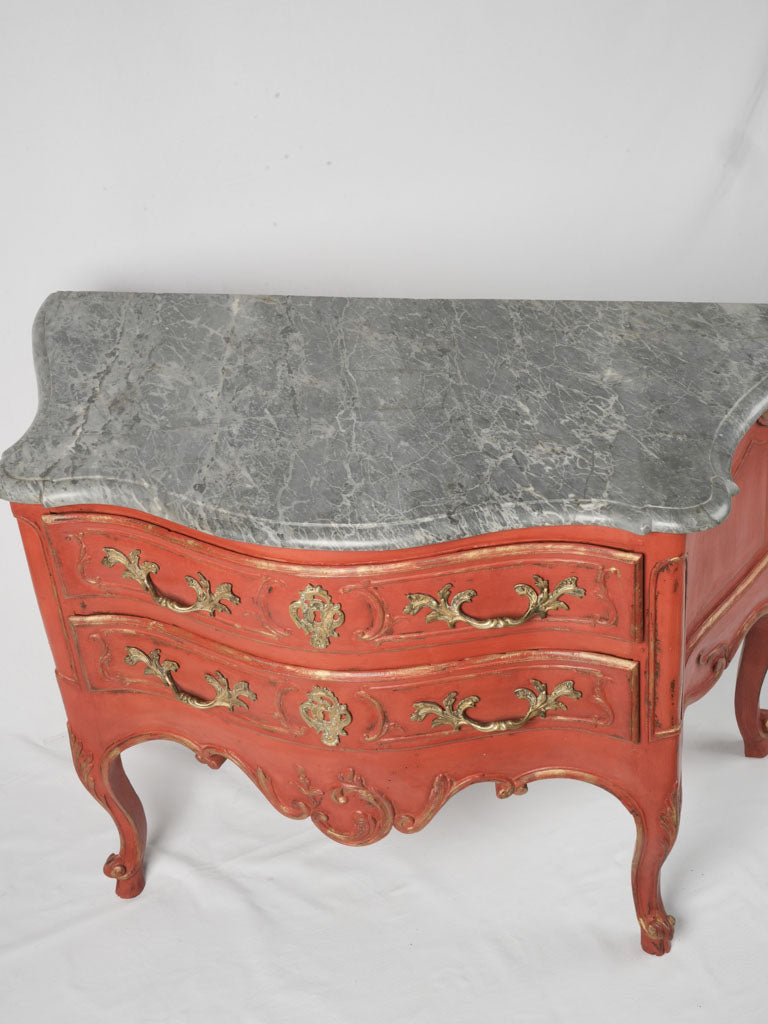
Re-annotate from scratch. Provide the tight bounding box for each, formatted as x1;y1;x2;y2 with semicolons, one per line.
628;755;681;955
630;547;685;953
735;614;768;758
67;724;147;897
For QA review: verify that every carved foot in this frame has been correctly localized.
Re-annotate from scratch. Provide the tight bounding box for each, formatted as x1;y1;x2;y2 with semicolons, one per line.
743;709;768;759
735;616;768;758
639;912;676;955
68;725;147;898
105;853;146;898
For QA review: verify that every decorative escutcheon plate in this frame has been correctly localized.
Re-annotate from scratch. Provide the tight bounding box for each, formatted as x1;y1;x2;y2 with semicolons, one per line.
289;584;345;649
299;685;352;746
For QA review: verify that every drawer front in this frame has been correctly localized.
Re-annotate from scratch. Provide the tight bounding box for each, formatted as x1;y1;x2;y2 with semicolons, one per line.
48;512;643;661
69;615;640;748
358;649;640;747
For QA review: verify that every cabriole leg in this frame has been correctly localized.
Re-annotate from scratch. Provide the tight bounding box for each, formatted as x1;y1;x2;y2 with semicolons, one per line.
735;615;768;758
629;756;681;955
67;724;147;897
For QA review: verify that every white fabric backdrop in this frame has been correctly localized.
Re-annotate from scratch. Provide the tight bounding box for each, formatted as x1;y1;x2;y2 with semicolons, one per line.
1;2;767;1021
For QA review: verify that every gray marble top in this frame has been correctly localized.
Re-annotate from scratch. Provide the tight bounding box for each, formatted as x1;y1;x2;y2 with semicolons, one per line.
1;292;768;549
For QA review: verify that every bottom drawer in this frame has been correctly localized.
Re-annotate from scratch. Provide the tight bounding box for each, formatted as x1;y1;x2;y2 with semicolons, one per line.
69;614;640;749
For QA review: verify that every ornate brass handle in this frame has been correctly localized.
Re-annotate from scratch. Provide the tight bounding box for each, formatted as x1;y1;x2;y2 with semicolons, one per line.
102;547;240;616
403;574;585;631
124;646;257;711
412;679;582;734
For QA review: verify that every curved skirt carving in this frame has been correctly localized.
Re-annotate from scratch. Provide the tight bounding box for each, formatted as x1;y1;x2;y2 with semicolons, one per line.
62;717;682;955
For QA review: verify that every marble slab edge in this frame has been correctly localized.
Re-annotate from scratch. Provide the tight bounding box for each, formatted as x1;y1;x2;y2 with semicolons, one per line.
1;293;768;551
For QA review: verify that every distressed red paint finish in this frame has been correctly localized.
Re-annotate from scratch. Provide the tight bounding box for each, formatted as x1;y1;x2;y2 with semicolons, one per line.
11;417;768;955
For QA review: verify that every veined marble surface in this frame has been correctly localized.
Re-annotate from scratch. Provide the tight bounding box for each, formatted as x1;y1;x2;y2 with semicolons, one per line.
1;292;768;549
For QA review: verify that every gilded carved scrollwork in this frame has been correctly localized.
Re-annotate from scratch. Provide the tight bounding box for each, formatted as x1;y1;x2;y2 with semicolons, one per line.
313;768;395;845
393;772;529;834
659;783;681;855
254;764;394;846
67;723;99;801
254;765;323;820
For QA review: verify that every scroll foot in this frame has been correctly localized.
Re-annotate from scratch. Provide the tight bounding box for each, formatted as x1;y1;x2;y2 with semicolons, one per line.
105;853;146;898
735;616;768;758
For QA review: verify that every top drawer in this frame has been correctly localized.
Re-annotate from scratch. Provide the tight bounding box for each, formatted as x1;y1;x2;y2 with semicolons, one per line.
43;512;643;660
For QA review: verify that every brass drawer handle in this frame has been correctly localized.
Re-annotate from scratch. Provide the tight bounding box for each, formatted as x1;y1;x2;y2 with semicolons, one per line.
102;547;240;616
412;679;582;734
403;574;585;631
124;646;257;712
